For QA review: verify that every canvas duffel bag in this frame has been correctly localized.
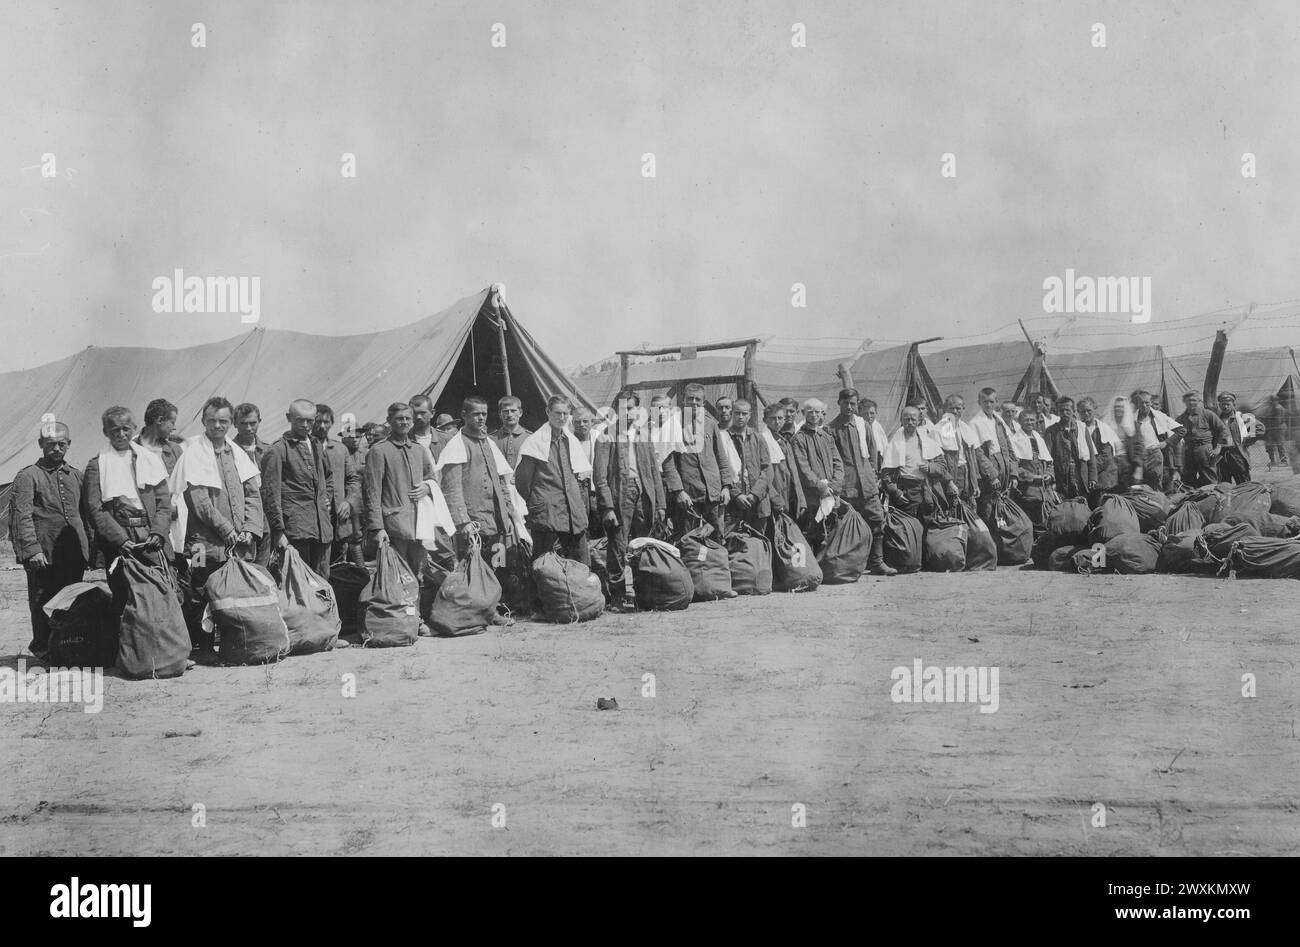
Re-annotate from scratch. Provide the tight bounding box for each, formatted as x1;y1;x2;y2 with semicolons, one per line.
817;504;872;584
533;552;604;623
207;557;290;666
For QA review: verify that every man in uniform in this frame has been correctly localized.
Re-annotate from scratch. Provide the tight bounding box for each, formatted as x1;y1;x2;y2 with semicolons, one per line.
491;395;531;469
8;420;89;659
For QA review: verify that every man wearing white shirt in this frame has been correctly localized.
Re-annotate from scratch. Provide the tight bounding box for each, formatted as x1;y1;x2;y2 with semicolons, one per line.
594;392;667;603
572;405;600;535
1216;391;1252;484
1030;391;1060;429
861;399;888;473
1125;389;1179;489
970;387;1017;528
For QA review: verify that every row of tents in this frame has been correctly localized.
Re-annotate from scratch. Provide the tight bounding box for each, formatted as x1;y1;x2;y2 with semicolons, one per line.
2;285;1298;528
573;337;1300;432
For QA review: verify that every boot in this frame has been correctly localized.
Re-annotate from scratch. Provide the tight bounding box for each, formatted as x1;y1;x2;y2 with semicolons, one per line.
867;532;897;576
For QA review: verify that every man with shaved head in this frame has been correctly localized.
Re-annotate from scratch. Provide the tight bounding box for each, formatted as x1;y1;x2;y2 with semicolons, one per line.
789;398;843;516
261;398;335;576
8;418;89;659
664;382;735;536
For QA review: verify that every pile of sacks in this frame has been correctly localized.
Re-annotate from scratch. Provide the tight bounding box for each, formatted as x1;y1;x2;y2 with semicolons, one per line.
877;495;1033;575
1029;479;1300;578
44;546;347;677
587;502;885;613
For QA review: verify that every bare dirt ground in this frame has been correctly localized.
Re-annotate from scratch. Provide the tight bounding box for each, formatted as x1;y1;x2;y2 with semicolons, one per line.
2;467;1298;857
3;550;1297;856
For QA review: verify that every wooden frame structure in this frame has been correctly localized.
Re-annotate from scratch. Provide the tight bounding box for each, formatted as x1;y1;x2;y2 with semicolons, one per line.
616;337;762;404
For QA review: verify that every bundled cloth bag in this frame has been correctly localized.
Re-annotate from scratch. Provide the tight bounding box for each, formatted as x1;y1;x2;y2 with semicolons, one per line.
1220;481;1272;521
115;552;191;678
1043;497;1091;549
956;501;996;572
1039;484;1063;524
1194;520;1260;564
1105;531;1162;575
771;512;822;592
1268;480;1300;518
883;505;923;574
630;537;694;610
1071;544;1108;575
533;552;605;623
1222;509;1300;538
1047;544;1089;572
817;504;872;584
1158;530;1216;575
1123;485;1170;530
1224;536;1300;579
587;536;612;601
992;496;1033;566
677;521;733;601
361;543;422;646
727;528;773;595
328;562;371;636
1182;483;1234;524
1087;494;1141;544
277;546;341;655
45;582;116;668
206;557;291;666
429;534;501;637
1165;497;1206;535
923;521;967;572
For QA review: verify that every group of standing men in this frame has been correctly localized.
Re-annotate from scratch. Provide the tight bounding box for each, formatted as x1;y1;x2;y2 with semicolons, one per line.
6;379;1266;657
875;386;1258;532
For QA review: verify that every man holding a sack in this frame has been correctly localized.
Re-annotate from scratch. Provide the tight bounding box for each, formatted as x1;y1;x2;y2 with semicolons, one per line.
663;383;735;537
440;396;529;622
261;399;334;577
514;395;592;566
595;391;669;603
83;406;174;609
723;399;772;534
169;396;266;650
363;402;437;595
881;405;957;519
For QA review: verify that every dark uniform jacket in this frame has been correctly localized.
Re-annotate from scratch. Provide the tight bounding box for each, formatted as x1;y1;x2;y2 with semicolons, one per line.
9;460;89;565
261;433;333;542
319;437;362;541
440;433;516;536
827;414;879;502
789;426;844;500
363;438;433;542
1044;420;1099;497
726;427;773;519
593;435;667;522
663;413;735;502
766;431;807;517
490;427;531;469
514;429;589;534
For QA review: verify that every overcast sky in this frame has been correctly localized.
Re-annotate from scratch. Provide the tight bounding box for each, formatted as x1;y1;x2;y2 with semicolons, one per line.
2;0;1298;374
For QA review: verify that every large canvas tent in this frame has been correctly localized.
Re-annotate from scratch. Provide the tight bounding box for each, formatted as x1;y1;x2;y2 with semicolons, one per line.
924;339;1188;412
571;342;941;432
1167;347;1300;412
0;286;591;509
922;341;1044;407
